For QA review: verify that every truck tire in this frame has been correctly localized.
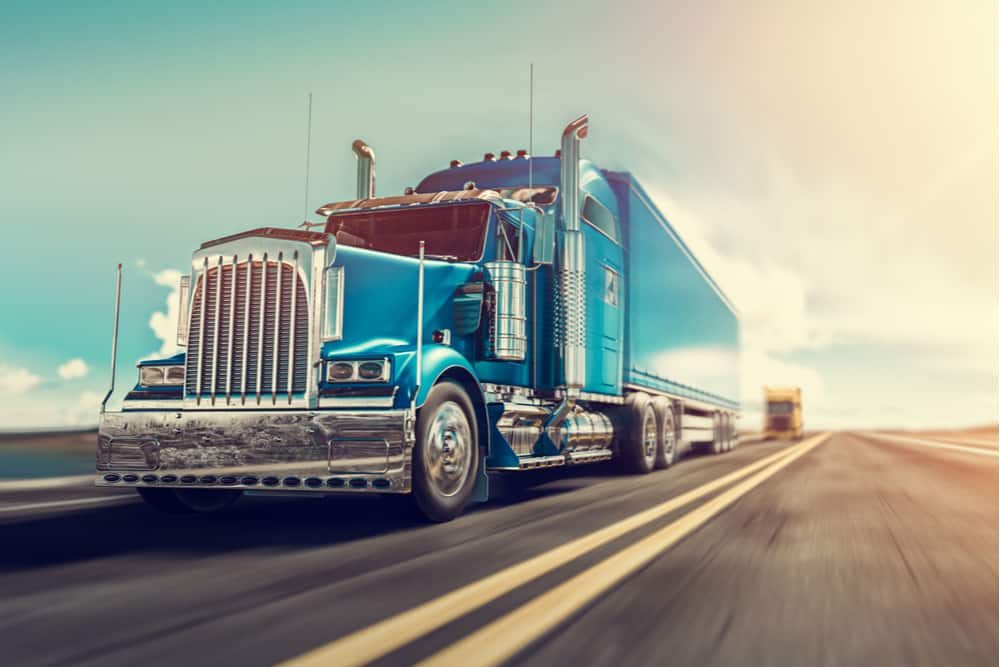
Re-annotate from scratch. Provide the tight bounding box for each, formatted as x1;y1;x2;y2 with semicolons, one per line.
412;380;480;522
711;412;725;455
621;393;658;474
653;398;677;469
137;487;242;514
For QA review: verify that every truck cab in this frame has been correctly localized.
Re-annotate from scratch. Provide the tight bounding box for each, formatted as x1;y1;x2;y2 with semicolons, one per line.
763;386;803;439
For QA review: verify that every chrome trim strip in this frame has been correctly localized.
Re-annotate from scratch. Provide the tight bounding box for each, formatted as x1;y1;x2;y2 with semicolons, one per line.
272;251;283;405
567;448;613;464
241;253;252;404
210;255;223;404
196;256;208;404
256;254;267;404
225;253;237;404
288;250;298;403
318;395;396;409
489;454;565;471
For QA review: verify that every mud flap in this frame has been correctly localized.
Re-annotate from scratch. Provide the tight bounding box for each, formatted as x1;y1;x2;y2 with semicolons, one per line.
471;457;490;502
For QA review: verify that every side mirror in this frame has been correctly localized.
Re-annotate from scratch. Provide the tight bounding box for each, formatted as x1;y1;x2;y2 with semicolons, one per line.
532;212;555;265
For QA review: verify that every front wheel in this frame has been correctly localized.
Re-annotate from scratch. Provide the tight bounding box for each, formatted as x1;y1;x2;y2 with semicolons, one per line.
412;380;480;522
137;487;242;514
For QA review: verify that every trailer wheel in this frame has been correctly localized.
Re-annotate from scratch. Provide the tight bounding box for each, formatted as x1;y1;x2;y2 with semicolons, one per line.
137;487;242;514
412;380;479;522
711;413;725;455
653;399;677;469
621;393;657;474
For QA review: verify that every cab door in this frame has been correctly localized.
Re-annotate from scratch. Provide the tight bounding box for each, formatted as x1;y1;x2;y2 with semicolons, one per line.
580;195;624;394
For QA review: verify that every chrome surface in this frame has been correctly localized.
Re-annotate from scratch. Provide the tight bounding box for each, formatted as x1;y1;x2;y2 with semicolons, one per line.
323;265;344;341
271;251;283;404
287;251;298;402
484;261;527;361
225;253;237;401
423;400;473;497
176;275;190;346
414;241;424;408
185;233;329;408
496;404;547;457
567;448;613;464
97;407;413;493
490;455;565;471
210;255;223;402
558;114;589;395
352;139;376;199
317;394;395;409
101;263;122;414
551;409;615;453
642;405;658;466
662;407;677;463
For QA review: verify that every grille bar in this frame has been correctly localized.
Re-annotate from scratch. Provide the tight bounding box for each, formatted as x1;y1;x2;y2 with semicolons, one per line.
187;256;308;404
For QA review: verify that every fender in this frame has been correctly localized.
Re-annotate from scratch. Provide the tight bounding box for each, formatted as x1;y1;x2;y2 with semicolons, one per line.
393;344;491;503
391;344;484;410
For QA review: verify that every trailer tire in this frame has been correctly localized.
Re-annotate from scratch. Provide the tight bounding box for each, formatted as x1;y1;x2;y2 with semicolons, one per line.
653;398;677;469
412;380;479;523
621;393;658;474
711;413;725;455
137;487;242;514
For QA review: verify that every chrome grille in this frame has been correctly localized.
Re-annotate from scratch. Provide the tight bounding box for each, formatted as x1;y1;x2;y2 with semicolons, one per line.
186;254;309;404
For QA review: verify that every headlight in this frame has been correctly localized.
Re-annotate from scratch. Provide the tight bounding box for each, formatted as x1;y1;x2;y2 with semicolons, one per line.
139;365;185;387
326;359;389;383
328;362;355;382
358;361;387;381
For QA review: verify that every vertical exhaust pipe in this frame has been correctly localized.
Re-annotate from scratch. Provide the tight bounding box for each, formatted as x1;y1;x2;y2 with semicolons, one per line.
547;115;589;442
558;114;588;396
352;139;375;199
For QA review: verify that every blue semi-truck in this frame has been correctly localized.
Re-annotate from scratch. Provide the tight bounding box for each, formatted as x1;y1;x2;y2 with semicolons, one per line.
96;115;740;521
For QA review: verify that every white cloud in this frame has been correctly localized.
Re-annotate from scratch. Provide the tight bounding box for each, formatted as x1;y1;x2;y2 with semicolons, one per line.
0;364;42;394
149;268;184;357
57;358;89;380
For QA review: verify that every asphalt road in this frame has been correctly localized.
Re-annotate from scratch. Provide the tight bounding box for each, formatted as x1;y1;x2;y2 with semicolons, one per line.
0;431;995;667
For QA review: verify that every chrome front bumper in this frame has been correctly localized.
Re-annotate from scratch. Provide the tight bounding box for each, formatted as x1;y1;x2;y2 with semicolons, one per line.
96;408;415;493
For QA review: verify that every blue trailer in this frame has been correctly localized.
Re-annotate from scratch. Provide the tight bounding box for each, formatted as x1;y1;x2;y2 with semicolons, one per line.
96;115;740;521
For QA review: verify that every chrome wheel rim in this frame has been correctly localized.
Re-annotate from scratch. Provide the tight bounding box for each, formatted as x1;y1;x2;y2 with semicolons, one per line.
663;414;676;462
424;401;473;497
643;407;657;466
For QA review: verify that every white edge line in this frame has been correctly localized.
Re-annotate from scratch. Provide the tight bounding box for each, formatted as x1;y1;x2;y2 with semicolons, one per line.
0;474;95;491
864;432;999;458
0;495;134;515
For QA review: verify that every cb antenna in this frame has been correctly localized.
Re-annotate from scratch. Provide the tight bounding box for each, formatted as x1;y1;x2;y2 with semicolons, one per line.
302;92;313;224
528;63;534;192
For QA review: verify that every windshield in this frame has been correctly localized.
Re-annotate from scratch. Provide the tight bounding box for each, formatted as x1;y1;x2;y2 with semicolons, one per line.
326;202;490;261
767;401;795;415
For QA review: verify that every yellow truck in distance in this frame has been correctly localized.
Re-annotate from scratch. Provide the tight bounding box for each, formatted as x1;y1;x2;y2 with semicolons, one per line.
763;386;803;439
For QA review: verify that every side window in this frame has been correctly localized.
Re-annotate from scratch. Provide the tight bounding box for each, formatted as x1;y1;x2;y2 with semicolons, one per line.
603;267;619;307
582;195;619;243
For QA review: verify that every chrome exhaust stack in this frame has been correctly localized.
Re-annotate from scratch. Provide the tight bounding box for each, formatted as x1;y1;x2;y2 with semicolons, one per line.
547;114;589;438
352;139;376;199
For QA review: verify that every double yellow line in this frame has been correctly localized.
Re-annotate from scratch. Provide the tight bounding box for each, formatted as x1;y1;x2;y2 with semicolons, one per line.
278;432;831;667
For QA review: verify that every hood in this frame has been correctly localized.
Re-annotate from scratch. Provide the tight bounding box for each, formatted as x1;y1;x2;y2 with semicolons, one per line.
320;245;478;360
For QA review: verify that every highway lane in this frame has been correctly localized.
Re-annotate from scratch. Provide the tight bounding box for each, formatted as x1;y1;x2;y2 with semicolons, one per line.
0;432;995;667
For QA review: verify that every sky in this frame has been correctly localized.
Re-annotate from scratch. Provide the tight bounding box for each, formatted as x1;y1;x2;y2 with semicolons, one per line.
1;0;996;431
